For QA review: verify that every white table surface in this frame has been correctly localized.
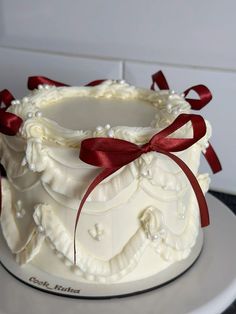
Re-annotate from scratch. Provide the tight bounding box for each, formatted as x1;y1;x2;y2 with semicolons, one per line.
0;194;236;314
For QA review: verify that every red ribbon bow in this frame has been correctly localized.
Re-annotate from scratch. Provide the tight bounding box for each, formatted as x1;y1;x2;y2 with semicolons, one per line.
151;71;222;174
73;113;210;264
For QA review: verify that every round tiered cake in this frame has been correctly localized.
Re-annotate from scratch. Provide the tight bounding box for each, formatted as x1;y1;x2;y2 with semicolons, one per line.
0;76;212;296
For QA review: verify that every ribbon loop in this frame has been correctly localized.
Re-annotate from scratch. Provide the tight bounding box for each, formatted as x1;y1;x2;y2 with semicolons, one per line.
151;71;212;110
151;71;170;91
0;89;15;109
150;113;206;152
183;84;212;110
0;89;23;136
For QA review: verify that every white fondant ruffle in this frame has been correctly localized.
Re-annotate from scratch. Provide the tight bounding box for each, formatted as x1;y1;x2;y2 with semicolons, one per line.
0;179;45;264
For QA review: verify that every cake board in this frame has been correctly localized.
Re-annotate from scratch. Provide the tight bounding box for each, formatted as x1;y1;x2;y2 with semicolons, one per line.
0;216;203;299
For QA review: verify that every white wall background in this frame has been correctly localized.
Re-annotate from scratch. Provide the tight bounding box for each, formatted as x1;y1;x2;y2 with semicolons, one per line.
0;0;235;194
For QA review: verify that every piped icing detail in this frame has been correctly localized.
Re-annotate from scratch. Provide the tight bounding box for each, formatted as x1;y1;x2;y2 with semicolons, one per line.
0;173;209;282
7;80;195;146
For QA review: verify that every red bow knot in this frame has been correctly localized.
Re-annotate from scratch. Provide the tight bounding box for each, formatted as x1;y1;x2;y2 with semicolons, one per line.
74;113;209;263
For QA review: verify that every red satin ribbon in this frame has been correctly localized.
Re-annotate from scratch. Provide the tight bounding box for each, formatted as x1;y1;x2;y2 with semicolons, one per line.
151;71;213;110
151;70;222;174
27;76;105;90
74;113;210;264
0;90;23;136
0;89;23;216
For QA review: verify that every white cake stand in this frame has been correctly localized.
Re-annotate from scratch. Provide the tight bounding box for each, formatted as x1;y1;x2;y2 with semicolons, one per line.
0;194;235;314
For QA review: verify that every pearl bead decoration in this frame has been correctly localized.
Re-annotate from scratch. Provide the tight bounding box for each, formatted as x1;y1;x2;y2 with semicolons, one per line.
11;100;20;106
27;112;33;119
16;212;23;219
29;164;36;171
167;103;172;112
15;200;26;219
22;97;29;103
178;213;185;220
38;225;45;233
108;129;114;138
35;111;42;118
96;126;103;132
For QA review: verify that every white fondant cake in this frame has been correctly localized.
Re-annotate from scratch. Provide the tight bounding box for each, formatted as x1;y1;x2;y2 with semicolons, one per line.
0;79;211;284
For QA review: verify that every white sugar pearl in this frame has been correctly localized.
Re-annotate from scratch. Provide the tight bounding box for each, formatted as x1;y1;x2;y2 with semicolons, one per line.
38;225;45;233
119;80;125;84
178;213;185;220
16;212;23;219
29;164;35;171
44;84;50;89
96;126;103;132
14;100;20;105
27;112;33;119
17;200;22;206
11;100;16;105
38;84;44;90
180;93;185;98
22;97;29;103
35;111;42;118
108;129;114;138
152;234;159;240
142;170;148;177
105;124;111;130
167;103;172;110
170;90;175;95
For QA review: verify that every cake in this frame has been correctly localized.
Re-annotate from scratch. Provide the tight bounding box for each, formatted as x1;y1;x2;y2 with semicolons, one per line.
0;72;219;292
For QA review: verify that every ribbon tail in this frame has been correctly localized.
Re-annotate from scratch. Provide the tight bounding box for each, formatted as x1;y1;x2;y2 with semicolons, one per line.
85;79;106;87
159;151;210;227
204;142;222;174
73;167;120;264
